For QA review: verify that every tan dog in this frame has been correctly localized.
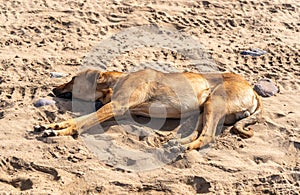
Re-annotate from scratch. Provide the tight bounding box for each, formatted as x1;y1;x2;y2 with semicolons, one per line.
36;69;262;150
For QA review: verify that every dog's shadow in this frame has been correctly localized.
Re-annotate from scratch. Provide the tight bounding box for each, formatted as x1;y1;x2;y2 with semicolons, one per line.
36;96;228;148
38;95;230;139
36;95;203;140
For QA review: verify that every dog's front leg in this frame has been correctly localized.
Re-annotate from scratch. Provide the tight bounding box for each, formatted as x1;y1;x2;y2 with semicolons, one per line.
36;102;115;137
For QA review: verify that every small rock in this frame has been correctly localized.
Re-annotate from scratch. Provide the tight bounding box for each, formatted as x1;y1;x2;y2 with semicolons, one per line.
50;72;69;78
240;48;267;56
254;79;278;97
34;98;56;107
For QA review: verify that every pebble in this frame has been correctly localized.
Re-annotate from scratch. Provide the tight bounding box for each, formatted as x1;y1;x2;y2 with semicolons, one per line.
50;72;69;78
34;98;56;107
240;48;267;57
254;79;278;97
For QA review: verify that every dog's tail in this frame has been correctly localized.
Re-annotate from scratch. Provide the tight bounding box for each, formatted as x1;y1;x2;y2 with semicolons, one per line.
231;91;263;138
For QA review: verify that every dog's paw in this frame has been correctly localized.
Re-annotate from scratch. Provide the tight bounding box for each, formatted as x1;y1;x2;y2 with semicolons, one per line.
42;129;58;137
34;125;46;132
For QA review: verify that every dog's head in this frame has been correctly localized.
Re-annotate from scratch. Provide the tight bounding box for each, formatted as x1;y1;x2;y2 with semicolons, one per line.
53;69;113;103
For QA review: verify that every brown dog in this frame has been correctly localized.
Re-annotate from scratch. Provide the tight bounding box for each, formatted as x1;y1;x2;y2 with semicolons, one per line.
36;69;262;150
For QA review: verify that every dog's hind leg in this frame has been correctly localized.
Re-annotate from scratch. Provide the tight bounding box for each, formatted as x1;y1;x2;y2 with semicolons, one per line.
170;114;203;145
185;94;226;150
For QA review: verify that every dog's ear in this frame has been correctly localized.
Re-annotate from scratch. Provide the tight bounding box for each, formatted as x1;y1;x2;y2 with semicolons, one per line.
97;72;112;87
97;71;122;88
97;72;106;84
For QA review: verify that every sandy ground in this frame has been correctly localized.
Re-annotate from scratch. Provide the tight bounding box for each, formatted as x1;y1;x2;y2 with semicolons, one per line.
0;0;299;194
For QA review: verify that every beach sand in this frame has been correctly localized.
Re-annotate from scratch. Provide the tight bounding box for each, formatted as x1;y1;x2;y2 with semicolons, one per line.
0;0;299;193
